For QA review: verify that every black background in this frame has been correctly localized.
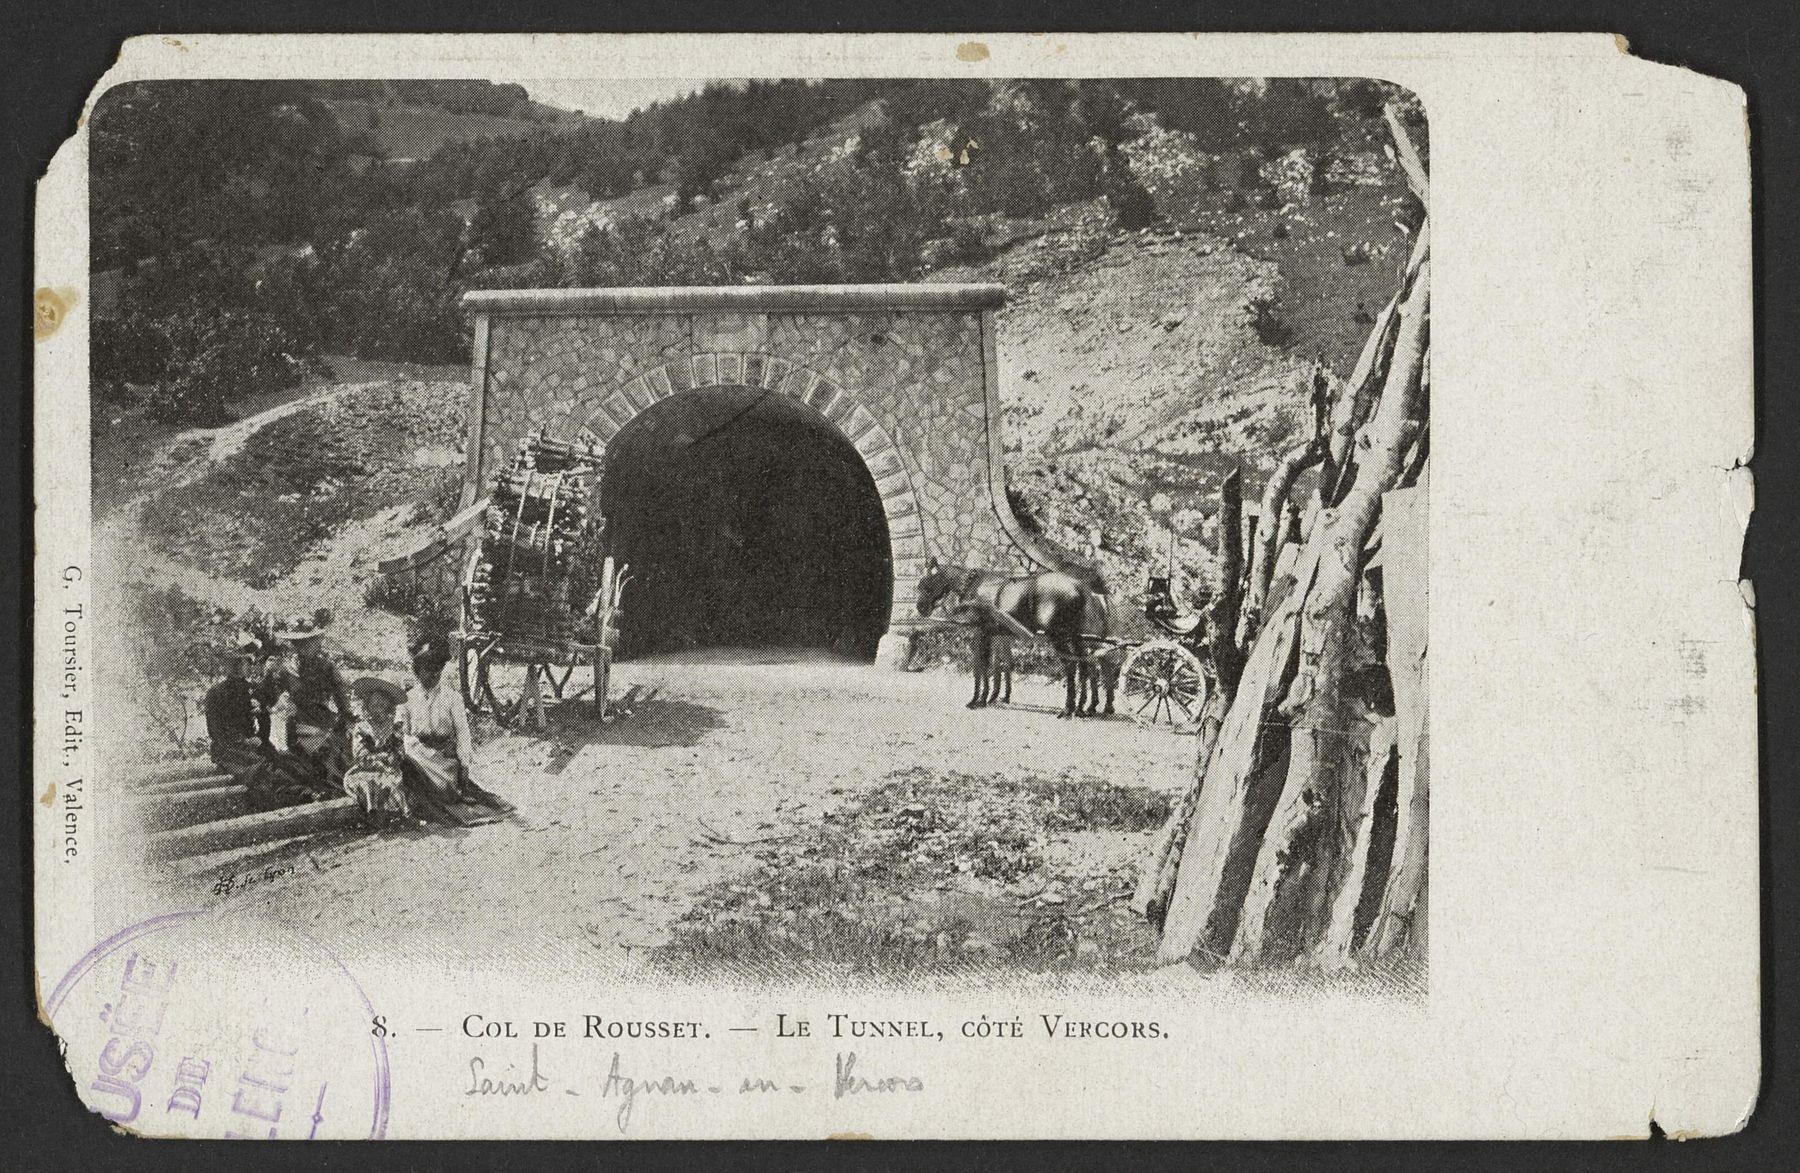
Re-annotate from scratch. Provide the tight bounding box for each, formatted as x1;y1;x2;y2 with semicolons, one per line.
4;2;1794;1169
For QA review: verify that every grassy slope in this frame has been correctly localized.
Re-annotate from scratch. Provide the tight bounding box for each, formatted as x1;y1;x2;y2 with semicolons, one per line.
535;102;889;252
138;376;466;588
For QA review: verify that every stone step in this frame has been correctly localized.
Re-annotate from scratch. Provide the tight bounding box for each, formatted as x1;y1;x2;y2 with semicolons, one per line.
131;759;220;786
148;797;363;861
136;772;235;796
127;784;249;830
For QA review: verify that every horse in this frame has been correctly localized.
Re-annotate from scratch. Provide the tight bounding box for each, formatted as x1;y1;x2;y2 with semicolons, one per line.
917;558;1114;718
944;601;1014;709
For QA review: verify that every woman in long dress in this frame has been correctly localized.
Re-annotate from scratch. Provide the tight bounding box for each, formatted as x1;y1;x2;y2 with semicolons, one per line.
399;640;474;813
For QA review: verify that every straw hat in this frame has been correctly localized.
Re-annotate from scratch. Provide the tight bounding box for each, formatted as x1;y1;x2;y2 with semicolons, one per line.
219;631;263;661
350;676;407;706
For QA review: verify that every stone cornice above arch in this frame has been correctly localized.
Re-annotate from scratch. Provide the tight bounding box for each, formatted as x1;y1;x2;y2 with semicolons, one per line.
465;284;1006;316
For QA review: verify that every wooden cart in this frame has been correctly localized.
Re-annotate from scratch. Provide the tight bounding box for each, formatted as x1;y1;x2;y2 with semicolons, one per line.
454;433;624;728
377;431;625;728
456;548;625;728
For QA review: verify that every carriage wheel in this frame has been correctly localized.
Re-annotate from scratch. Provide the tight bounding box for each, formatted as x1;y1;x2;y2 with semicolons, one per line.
1120;641;1207;727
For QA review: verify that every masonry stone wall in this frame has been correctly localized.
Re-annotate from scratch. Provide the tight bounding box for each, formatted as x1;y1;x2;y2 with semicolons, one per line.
460;286;1051;644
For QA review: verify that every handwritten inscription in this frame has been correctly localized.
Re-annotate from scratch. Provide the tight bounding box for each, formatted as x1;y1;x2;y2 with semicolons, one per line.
458;1049;925;1132
834;1051;925;1099
440;1007;1158;1132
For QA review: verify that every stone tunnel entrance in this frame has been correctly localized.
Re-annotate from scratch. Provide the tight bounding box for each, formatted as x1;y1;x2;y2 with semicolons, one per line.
457;284;1060;666
600;385;893;661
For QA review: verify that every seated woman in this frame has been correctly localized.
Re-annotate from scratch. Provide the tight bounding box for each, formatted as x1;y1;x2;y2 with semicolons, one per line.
400;637;514;824
343;677;411;824
271;613;355;791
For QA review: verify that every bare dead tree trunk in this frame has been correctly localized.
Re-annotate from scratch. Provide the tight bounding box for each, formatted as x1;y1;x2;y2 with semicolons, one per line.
1155;541;1317;964
1144;108;1430;973
1363;471;1430;961
1314;717;1398;968
1241;439;1324;647
1130;692;1226;924
1230;250;1429;966
1210;467;1246;698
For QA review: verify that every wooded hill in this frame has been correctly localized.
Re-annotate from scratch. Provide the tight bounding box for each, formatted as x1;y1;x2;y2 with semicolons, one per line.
90;78;1420;426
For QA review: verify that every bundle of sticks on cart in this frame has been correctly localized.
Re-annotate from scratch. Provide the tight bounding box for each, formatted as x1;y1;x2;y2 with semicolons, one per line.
459;432;626;727
468;434;607;650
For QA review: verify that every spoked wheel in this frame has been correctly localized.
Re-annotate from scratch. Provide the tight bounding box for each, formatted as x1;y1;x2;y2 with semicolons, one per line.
464;641;534;726
463;641;581;728
462;639;511;722
1120;640;1208;728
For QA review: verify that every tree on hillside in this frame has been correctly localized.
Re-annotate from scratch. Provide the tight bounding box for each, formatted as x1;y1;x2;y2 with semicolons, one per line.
1101;143;1160;231
471;189;539;267
563;216;738;287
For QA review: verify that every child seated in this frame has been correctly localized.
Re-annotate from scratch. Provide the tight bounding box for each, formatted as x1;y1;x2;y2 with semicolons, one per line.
344;677;411;824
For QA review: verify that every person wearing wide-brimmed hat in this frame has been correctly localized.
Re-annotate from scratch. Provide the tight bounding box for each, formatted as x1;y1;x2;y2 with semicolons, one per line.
398;635;470;808
270;612;356;791
202;632;323;811
342;676;411;823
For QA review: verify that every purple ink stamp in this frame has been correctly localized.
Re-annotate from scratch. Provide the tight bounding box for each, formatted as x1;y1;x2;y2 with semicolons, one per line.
45;909;390;1139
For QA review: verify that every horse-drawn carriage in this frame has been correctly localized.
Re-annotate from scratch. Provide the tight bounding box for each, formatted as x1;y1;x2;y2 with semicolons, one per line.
916;559;1212;728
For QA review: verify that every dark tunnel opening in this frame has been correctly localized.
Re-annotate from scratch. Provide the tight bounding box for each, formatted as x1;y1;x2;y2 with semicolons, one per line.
599;385;893;662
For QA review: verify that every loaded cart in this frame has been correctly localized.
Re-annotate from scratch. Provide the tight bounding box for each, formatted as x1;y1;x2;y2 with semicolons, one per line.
377;430;626;726
459;432;625;726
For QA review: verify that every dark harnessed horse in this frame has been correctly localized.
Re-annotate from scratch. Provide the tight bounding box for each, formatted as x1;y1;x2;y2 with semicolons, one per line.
916;559;1116;718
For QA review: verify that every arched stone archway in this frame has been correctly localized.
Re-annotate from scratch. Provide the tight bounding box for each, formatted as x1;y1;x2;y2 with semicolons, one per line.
561;351;925;650
458;284;1055;663
594;382;896;659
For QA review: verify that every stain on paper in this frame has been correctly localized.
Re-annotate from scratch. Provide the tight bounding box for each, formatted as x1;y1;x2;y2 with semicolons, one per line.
39;783;55;808
955;42;990;63
35;287;79;342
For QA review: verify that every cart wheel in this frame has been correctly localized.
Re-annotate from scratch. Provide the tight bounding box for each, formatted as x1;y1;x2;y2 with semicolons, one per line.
465;644;529;726
1120;641;1208;727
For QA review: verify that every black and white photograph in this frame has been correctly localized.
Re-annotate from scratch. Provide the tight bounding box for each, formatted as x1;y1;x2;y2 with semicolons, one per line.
83;74;1431;987
30;32;1760;1141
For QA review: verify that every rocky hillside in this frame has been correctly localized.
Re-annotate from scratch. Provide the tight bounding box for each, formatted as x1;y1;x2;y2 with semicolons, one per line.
101;80;1422;678
537;91;1420;608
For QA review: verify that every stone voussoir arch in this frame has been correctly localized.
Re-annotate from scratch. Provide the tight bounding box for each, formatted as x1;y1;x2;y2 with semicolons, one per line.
567;350;930;617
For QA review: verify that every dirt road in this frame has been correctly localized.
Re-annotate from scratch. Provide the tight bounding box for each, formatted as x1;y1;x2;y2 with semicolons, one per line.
165;650;1195;975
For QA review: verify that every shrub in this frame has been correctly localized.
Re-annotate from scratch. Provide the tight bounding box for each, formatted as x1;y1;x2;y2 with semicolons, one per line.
363;569;453;639
740;160;954;283
563;215;738;286
1247;293;1293;348
138;306;312;424
92;311;172;399
1102;146;1160;231
470;190;539;267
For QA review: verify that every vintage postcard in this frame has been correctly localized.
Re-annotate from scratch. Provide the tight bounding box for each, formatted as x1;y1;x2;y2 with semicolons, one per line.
32;33;1755;1139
